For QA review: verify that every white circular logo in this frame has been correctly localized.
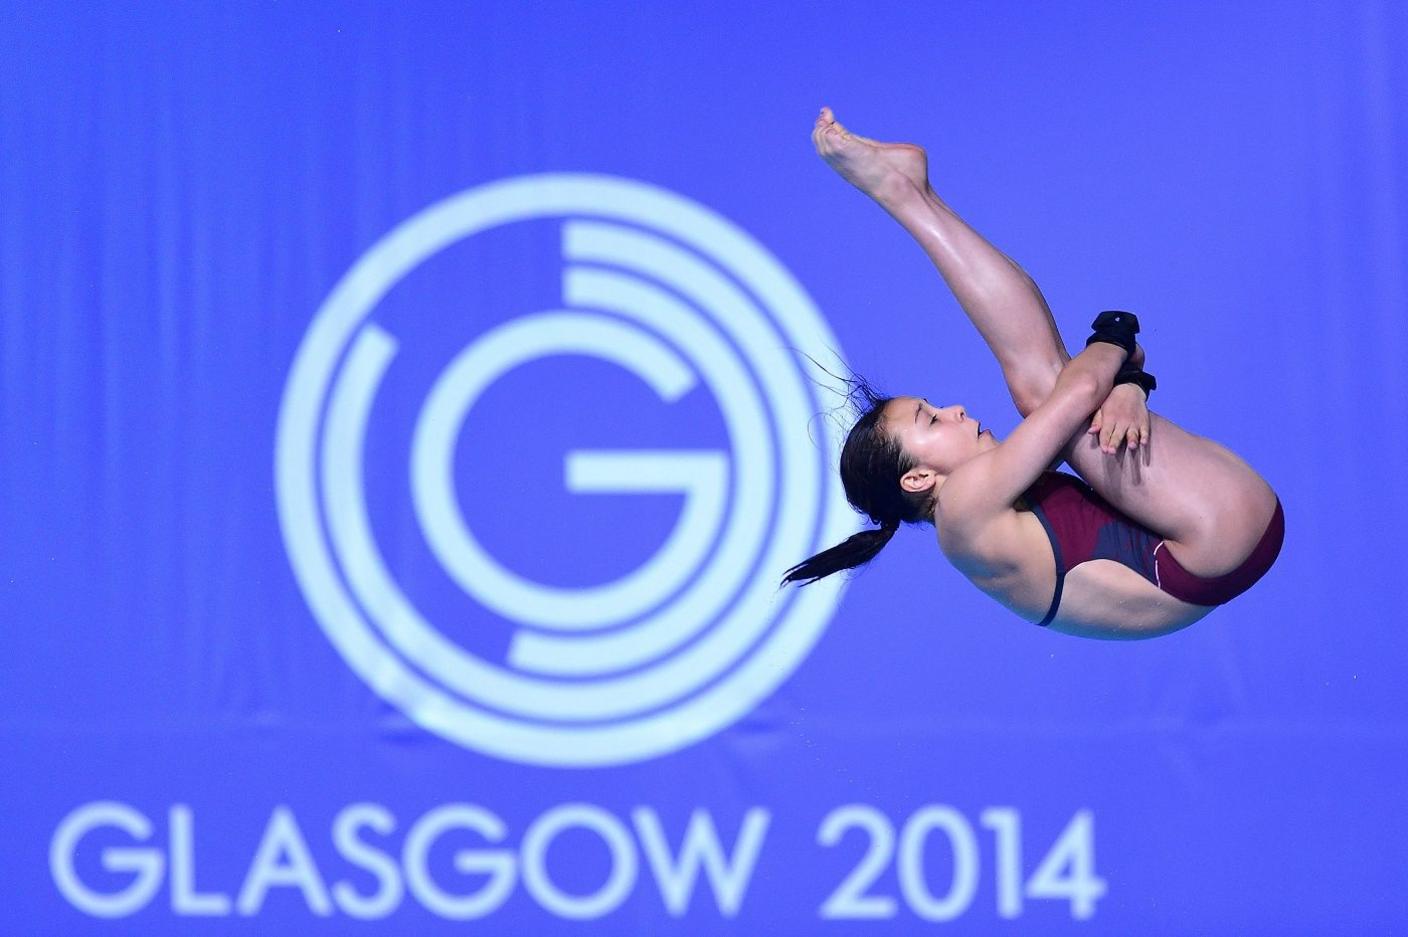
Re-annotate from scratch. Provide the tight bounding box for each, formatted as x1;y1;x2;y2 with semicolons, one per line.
275;174;858;767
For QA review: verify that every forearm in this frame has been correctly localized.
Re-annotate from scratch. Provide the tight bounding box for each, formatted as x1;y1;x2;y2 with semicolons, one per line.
1054;342;1128;411
943;340;1128;518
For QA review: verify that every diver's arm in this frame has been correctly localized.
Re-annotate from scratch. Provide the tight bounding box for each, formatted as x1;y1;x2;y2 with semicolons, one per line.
940;343;1127;529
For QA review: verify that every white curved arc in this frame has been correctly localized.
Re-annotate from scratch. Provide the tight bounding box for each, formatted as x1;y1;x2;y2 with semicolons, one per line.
506;261;773;676
322;326;537;710
410;311;715;629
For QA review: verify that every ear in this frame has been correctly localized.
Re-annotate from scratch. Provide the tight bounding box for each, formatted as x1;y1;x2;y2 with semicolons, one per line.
900;467;941;494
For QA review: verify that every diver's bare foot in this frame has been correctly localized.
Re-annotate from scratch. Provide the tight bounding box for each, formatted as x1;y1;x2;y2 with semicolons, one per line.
811;107;929;206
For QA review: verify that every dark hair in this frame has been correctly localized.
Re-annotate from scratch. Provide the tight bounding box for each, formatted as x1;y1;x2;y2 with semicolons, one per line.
780;370;936;588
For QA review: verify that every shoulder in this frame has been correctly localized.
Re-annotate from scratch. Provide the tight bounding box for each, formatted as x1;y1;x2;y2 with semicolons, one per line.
934;458;998;527
935;485;1028;577
935;457;1048;539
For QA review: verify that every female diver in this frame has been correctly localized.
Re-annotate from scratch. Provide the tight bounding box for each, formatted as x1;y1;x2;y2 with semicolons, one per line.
781;108;1284;639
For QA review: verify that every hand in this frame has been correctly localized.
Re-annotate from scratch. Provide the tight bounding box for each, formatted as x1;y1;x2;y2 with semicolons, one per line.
1088;383;1150;455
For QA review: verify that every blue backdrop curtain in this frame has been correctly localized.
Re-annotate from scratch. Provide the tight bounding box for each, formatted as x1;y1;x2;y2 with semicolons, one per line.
2;2;1405;933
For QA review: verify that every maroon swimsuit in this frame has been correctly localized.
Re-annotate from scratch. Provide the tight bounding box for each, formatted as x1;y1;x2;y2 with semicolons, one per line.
1023;471;1285;626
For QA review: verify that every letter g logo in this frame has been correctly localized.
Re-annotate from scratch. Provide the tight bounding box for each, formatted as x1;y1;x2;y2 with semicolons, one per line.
276;174;857;766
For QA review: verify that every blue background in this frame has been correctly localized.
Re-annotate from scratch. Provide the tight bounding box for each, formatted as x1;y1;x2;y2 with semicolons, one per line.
3;1;1406;933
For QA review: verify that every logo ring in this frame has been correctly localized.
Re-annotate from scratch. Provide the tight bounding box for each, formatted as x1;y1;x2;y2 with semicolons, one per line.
276;174;857;766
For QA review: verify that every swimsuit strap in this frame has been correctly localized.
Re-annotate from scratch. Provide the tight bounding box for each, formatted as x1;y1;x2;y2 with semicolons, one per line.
1027;496;1066;627
1037;563;1064;627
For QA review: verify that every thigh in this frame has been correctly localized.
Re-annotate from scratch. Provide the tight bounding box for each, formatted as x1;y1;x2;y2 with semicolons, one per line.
1060;411;1279;577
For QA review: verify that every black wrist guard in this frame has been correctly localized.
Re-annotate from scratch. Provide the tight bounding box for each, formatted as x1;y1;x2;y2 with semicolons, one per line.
1114;363;1157;398
1085;310;1140;357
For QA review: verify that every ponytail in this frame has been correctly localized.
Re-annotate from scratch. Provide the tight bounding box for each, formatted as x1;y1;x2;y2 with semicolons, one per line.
779;360;933;589
779;518;900;588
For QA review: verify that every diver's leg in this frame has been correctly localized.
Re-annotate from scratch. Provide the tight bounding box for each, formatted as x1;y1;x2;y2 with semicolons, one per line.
1058;410;1278;577
813;107;1068;415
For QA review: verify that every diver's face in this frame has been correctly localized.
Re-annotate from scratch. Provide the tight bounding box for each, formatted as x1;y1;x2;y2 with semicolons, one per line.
883;396;995;480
